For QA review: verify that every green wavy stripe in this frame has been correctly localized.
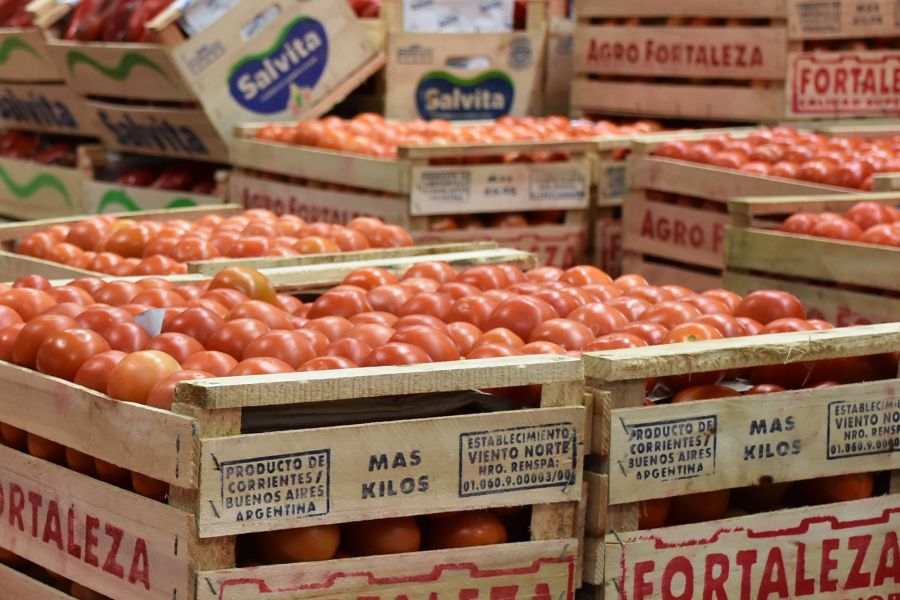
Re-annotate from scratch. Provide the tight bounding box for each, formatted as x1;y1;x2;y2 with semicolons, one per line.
0;37;46;66
97;190;198;213
419;69;514;87
0;166;70;207
66;51;171;83
229;16;311;78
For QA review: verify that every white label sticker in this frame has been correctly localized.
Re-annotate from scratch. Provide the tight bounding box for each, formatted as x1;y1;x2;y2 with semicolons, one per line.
403;0;514;33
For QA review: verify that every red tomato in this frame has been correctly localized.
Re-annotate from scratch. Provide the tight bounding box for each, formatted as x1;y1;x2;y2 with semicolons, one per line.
641;301;703;329
303;316;353;342
163;307;224;345
424;511;507;549
528;318;594;351
390;326;460;362
73;350;126;392
101;322;151;353
295;328;329;354
560;265;612;286
398;277;440;294
248;525;340;564
681;295;730;316
228;300;293;330
143;333;204;364
567;303;628;337
366;285;413;314
229;357;295;376
810;216;862;241
243;330;317;368
525;267;563;282
181;351;238;377
342;267;399;291
349;311;398;327
0;288;56;321
394;314;450;335
437;282;481;300
307;289;371;319
520;340;566;355
530;288;586;318
694;314;744;338
342;517;421;556
700;289;742;313
467;343;521;359
860;223;900;247
69;277;106;297
368;224;413;248
486;296;558;341
0;305;22;329
735;290;806;324
447;322;482;355
12;315;77;368
206;318;271;360
363;342;431;366
584;333;648;351
403;261;457;283
94;281;140;306
760;317;816;334
36;329;110;381
627;285;675;305
845;202;894;230
202;288;249;310
146;370;214;410
0;324;24;362
47;286;93;306
456;265;510;291
209;267;277;305
735;316;764;336
12;274;51;290
664;322;723;344
106;350;181;403
399;292;453;321
605;296;651;321
445;295;498;330
619;321;669;345
474;328;525;349
581;284;623;303
321;338;372;365
298;356;358;371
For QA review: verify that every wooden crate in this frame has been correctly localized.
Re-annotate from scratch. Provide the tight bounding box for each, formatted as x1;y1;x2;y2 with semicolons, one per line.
0;203;536;281
580;323;900;595
724;191;900;325
571;0;900;121
36;0;383;134
78;146;229;214
0;354;586;599
231;131;597;268
0;153;86;220
621;138;856;286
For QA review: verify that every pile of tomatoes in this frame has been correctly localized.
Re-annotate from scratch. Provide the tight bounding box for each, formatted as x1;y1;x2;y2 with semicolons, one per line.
64;0;173;42
654;127;900;190
255;114;663;160
0;0;31;27
112;160;218;194
0;131;78;166
779;200;900;246
15;210;414;275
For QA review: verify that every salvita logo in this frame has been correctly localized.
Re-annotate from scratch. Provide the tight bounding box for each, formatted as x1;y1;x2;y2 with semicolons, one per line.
228;17;329;115
97;112;209;156
416;70;514;120
0;88;78;131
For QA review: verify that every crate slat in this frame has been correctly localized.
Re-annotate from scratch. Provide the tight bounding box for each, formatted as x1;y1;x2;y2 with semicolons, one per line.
0;563;73;599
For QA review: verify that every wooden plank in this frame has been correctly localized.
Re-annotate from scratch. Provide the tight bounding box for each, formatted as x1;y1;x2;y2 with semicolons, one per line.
603;494;900;598
0;29;61;82
571;78;786;122
584;322;900;382
186;242;501;274
728;190;900;222
724;270;900;326
0;445;193;600
786;0;900;39
0;361;196;486
0;563;74;599
574;25;787;79
622;193;729;269
0;250;94;280
608;379;900;504
197;539;577;600
725;227;900;292
582;538;605;587
630;155;849;201
0;157;83;220
872;172;900;192
82;180;227;214
621;253;722;291
585;472;609;538
179;354;582;410
573;0;785;18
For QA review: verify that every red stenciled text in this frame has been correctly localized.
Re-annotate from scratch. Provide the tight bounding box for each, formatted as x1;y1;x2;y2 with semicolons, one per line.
586;38;765;71
639;208;726;254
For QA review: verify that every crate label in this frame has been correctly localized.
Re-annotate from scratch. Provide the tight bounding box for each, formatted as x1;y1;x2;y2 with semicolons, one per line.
232;173;409;226
416;70;518;120
616;415;717;483
790;0;900;36
411;161;590;215
598;160;628;199
202;543;575;599
177;0;241;36
458;423;578;497
790;51;900;115
607;494;900;600
402;0;514;33
218;450;330;523
827;398;900;459
199;408;583;536
0;84;95;136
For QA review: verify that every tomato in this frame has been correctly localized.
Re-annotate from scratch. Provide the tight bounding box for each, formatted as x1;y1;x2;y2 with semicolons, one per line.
27;433;66;465
445;295;498;330
0;305;22;329
17;232;55;258
13;274;51;290
745;383;787;395
615;321;665;345
810;216;862;241
627;285;675;304
394;314;450;334
368;225;414;248
528;318;594;351
106;350;181;403
396;293;452;321
229;357;294;376
474;328;525;349
162;307;224;345
301;316;353;342
341;516;421;556
673;385;741;403
560;265;612;286
584;333;648;351
146;370;213;410
100;321;151;354
103;225;153;258
735;290;806;325
363;284;411;314
307;289;371;319
0;323;24;362
402;261;457;283
424;511;507;550
664;322;724;344
845;201;894;230
581;284;623;303
363;342;431;366
349;311;397;327
443;322;480;355
603;296;650;322
249;525;340;563
437;282;481;300
319;338;370;365
209;267;277;305
519;340;566;355
390;326;460;362
206;319;271;360
46;286;92;307
693;314;744;339
457;265;510;291
468;343;521;359
667;490;730;525
525;266;563;282
564;304;626;338
860;223;900;247
202;288;249;310
36;329;110;381
342;267;398;290
227;300;293;330
0;420;26;450
12;315;77;368
243;330;317;368
73;350;126;392
485;296;557;341
142;333;204;364
181;351;238;377
69;277;106;297
93;281;139;306
298;356;358;371
781;212;821;234
735;316;763;336
529;287;586;318
641;301;704;330
0;288;56;321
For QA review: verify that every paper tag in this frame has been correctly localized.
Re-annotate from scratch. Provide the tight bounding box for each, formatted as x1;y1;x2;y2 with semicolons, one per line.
133;309;166;338
176;0;241;37
403;0;514;33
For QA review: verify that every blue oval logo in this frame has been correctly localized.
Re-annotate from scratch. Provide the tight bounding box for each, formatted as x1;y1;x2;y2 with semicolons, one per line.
415;70;514;120
228;17;329;115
